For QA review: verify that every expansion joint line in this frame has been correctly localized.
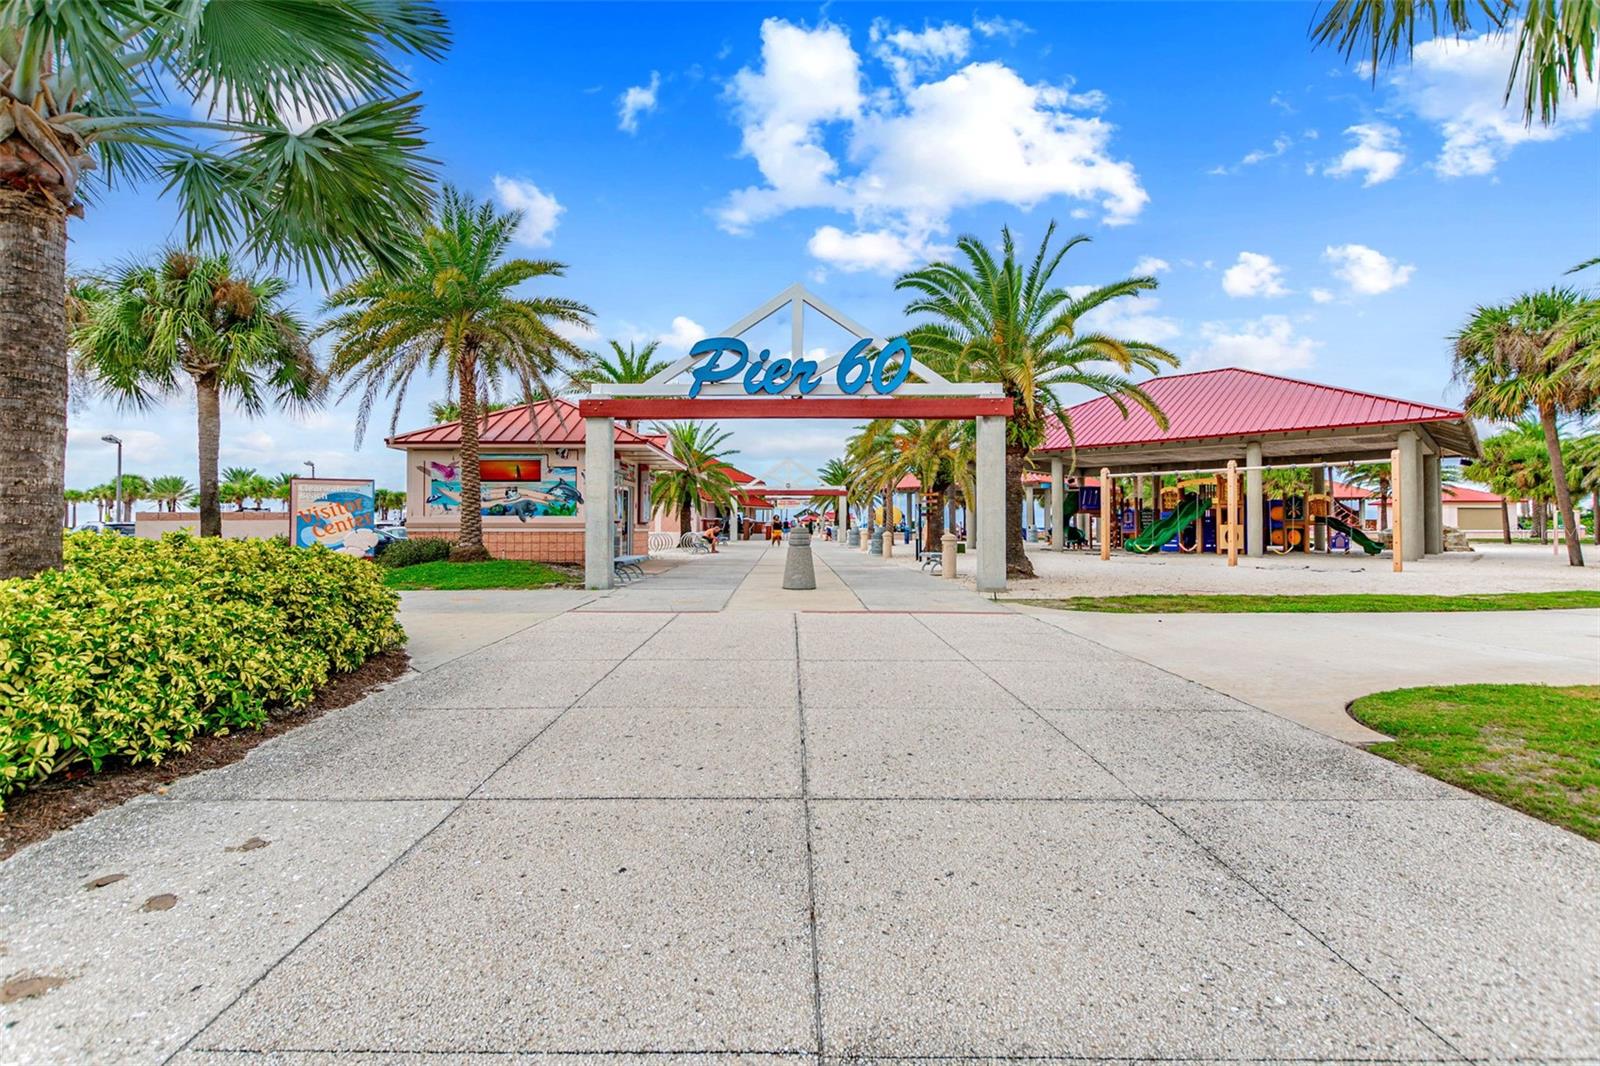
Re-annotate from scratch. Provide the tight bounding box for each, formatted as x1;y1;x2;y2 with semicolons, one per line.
794;613;827;1063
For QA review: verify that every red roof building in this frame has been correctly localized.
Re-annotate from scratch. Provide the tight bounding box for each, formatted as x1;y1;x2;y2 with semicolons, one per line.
1037;368;1478;471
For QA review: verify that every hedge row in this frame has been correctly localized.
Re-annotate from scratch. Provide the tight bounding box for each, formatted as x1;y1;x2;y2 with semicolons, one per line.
0;532;404;808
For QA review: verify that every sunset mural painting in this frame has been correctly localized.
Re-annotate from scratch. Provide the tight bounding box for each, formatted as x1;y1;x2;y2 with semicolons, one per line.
424;453;584;520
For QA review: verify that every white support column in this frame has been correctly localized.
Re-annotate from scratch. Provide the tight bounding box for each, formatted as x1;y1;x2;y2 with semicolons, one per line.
975;415;1006;592
1024;485;1035;541
1398;428;1425;561
1049;457;1064;550
1245;441;1265;557
1424;452;1444;555
584;416;615;590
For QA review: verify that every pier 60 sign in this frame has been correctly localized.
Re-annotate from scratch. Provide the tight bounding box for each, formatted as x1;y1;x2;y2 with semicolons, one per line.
686;336;913;398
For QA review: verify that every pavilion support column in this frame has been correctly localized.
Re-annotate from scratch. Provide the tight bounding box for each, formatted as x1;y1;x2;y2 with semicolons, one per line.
584;416;615;590
1024;484;1035;541
1049;457;1064;550
1398;428;1425;561
1311;466;1326;552
975;415;1006;592
1245;441;1265;557
1424;452;1444;556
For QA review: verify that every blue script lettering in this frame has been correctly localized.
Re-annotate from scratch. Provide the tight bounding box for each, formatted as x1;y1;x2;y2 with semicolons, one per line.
688;335;914;396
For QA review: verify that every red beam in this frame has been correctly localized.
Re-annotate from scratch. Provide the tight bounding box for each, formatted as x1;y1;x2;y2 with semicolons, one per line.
579;397;1014;420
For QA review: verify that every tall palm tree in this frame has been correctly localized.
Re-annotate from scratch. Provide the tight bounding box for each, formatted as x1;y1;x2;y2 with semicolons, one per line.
149;475;195;514
1464;423;1548;543
62;488;84;528
324;188;593;561
1454;288;1596;565
649;422;739;535
1312;0;1596;125
116;473;150;522
73;252;322;537
896;223;1176;577
0;1;448;579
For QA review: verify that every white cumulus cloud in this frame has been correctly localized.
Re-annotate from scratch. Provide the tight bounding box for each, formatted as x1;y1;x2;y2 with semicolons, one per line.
1132;256;1170;276
1324;243;1415;294
1193;316;1318;372
657;316;709;353
718;18;1146;255
1324;122;1405;185
618;71;661;133
491;175;563;247
1222;252;1289;298
1385;25;1599;177
807;225;934;273
1310;287;1335;304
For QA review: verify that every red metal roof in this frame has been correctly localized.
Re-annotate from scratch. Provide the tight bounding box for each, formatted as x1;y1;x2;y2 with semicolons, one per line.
387;398;659;449
1443;485;1504;503
1041;368;1465;452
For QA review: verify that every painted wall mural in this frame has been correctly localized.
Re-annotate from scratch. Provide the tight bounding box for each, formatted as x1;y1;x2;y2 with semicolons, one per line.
423;453;585;520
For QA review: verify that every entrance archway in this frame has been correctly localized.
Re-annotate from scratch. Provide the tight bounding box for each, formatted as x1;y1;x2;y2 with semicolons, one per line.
577;284;1013;592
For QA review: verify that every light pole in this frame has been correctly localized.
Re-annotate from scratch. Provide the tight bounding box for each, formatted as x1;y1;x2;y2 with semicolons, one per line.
303;459;316;479
101;434;123;522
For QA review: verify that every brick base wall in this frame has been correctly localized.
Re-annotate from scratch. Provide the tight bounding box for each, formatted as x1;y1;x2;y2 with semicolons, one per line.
411;527;649;563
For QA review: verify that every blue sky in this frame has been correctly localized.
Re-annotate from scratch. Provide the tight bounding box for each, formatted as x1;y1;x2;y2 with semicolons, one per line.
65;2;1599;496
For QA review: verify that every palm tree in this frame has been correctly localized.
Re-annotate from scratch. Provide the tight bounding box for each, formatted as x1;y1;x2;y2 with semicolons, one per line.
323;188;593;561
0;1;448;579
268;472;296;509
1454;289;1596;565
63;488;84;528
219;467;260;513
573;340;671;388
649;422;739;535
1566;433;1600;544
149;475;195;514
816;457;857;534
1464;424;1546;543
1312;1;1596;125
116;474;150;522
428;399;514;424
896;223;1176;577
87;483;114;524
73;252;322;537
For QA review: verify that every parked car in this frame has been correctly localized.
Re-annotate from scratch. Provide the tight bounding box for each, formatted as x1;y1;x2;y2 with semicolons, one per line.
376;525;409;541
77;521;135;536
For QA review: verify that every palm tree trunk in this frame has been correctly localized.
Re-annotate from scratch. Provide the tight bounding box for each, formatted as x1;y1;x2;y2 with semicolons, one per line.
1500;501;1512;544
1540;406;1584;565
1593;489;1598;546
453;346;492;561
0;188;70;578
1005;445;1034;577
195;372;223;537
925;488;946;552
1378;479;1389;530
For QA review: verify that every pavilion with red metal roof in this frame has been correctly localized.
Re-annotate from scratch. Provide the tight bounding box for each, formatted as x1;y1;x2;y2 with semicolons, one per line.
1030;368;1480;562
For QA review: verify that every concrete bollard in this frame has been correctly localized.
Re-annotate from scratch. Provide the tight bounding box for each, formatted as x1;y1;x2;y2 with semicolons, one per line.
941;532;959;579
845;527;859;547
783;530;816;590
881;528;893;558
860;526;872;552
868;528;883;555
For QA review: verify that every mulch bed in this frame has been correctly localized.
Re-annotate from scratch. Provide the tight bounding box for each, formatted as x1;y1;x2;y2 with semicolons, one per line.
0;649;412;862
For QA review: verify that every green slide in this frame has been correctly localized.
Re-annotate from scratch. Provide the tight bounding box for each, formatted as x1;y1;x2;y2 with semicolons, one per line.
1124;497;1205;554
1326;515;1383;555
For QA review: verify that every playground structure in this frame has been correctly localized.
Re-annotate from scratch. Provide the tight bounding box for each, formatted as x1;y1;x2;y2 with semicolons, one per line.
1083;470;1387;559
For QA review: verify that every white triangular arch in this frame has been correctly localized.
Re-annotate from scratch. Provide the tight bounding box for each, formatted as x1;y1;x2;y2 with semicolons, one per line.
590;284;999;398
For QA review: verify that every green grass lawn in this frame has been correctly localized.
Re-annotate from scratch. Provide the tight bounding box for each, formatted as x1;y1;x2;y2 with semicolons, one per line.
1017;590;1600;614
381;559;581;591
1350;684;1600;841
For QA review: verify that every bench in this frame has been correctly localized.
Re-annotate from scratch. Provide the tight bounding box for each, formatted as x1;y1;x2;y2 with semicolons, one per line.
613;554;647;582
921;551;942;574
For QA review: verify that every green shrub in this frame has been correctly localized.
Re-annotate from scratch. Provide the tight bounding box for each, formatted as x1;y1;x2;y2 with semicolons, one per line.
0;532;404;808
375;536;451;569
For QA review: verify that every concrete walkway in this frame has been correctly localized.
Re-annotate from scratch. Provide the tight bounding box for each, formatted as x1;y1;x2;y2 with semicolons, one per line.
2;542;1597;1063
